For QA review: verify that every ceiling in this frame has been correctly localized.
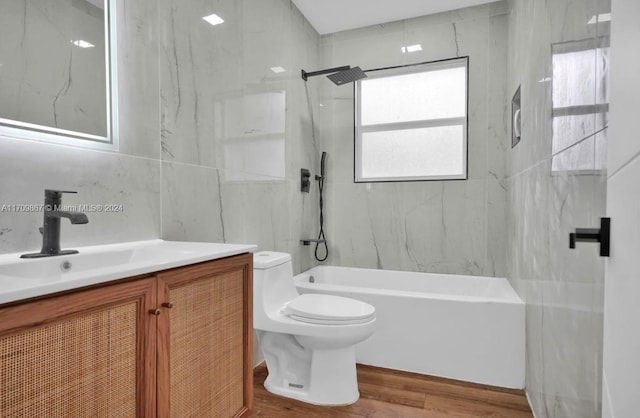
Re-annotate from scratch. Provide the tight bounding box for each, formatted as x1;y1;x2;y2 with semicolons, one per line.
292;0;500;35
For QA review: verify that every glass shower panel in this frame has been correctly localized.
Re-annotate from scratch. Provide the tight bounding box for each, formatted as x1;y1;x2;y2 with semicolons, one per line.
551;39;609;173
536;2;610;416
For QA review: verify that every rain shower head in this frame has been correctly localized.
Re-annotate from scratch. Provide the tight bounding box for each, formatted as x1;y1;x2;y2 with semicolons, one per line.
327;67;367;85
301;65;367;85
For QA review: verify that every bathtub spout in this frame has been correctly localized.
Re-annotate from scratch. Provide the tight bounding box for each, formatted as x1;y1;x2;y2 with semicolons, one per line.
301;239;326;246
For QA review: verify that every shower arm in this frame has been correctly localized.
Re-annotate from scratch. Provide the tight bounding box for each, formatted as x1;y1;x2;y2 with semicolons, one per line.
301;66;351;81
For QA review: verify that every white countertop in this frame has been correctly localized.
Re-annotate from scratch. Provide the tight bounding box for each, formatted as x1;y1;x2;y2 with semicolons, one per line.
0;239;257;305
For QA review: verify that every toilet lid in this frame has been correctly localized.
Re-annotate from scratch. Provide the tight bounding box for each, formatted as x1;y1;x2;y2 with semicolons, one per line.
283;294;375;323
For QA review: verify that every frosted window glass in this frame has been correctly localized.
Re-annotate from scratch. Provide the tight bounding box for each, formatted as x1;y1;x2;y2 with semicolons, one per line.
552;120;608;173
551;137;596;172
596;48;609;105
552;114;596;154
594;129;607;170
361;126;464;179
361;67;466;125
553;50;596;108
552;48;609;108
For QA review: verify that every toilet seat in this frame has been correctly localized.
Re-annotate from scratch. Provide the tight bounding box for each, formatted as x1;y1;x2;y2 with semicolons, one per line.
283;294;375;325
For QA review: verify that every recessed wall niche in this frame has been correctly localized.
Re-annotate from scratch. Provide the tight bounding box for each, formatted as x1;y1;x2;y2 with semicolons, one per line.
511;85;521;148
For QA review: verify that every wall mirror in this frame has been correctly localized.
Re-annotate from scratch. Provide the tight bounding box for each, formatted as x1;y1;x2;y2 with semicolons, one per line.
0;0;118;149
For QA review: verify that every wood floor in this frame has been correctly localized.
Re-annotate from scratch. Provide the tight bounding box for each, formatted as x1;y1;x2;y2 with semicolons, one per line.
252;363;533;417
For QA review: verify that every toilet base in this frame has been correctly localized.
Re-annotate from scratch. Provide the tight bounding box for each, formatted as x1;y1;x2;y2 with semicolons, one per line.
258;331;360;405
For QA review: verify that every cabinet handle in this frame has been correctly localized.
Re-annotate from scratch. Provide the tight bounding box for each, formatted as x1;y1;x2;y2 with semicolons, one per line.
162;302;173;309
149;309;161;316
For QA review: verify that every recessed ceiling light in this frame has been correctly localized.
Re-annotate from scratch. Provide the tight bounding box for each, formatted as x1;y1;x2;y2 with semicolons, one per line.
588;13;611;24
71;40;95;48
203;13;224;26
270;66;286;73
401;44;422;53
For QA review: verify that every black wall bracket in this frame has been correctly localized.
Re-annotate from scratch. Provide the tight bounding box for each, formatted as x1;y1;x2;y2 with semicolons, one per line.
569;217;610;257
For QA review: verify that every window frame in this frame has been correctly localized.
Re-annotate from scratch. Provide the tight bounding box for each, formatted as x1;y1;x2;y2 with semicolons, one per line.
354;56;469;183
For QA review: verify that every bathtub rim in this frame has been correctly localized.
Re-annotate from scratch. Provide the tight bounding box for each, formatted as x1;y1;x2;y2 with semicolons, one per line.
294;265;524;305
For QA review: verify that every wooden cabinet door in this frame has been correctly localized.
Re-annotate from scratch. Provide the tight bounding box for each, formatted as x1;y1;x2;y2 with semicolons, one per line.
156;254;253;418
0;278;157;418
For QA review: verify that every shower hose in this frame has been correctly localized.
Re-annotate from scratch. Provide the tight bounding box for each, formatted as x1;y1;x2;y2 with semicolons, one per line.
315;173;328;262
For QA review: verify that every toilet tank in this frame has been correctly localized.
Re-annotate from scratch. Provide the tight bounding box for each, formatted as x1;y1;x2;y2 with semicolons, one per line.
253;252;299;326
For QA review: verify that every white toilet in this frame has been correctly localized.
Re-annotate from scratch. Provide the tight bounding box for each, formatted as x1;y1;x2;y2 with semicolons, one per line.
253;251;376;405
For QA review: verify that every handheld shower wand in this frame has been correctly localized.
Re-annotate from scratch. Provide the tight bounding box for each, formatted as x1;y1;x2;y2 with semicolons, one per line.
315;152;328;262
318;152;326;180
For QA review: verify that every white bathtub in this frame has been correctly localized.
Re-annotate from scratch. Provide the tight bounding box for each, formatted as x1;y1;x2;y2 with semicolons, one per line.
293;265;525;389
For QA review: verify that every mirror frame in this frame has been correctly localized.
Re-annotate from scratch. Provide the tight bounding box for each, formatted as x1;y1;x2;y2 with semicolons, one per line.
0;0;119;151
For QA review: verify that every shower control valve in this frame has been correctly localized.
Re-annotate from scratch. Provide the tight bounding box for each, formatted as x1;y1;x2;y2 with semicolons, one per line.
301;168;311;193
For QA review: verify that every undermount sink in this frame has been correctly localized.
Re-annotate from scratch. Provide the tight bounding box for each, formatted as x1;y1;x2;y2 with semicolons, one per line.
0;240;257;305
0;249;133;280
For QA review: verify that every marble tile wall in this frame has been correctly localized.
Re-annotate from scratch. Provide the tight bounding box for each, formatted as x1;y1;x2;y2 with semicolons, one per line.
158;0;321;274
317;2;510;277
0;0;322;274
506;0;610;416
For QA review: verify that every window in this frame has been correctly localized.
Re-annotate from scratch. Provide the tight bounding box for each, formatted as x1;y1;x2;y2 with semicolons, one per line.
355;57;468;182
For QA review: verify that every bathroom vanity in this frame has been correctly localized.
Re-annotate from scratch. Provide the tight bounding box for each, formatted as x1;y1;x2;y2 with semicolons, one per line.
0;240;255;417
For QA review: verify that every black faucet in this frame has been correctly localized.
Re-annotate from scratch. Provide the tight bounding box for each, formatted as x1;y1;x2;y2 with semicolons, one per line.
21;190;89;258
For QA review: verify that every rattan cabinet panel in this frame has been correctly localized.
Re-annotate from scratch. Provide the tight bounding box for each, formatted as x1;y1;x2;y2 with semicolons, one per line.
0;278;157;418
157;253;253;418
167;271;244;417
